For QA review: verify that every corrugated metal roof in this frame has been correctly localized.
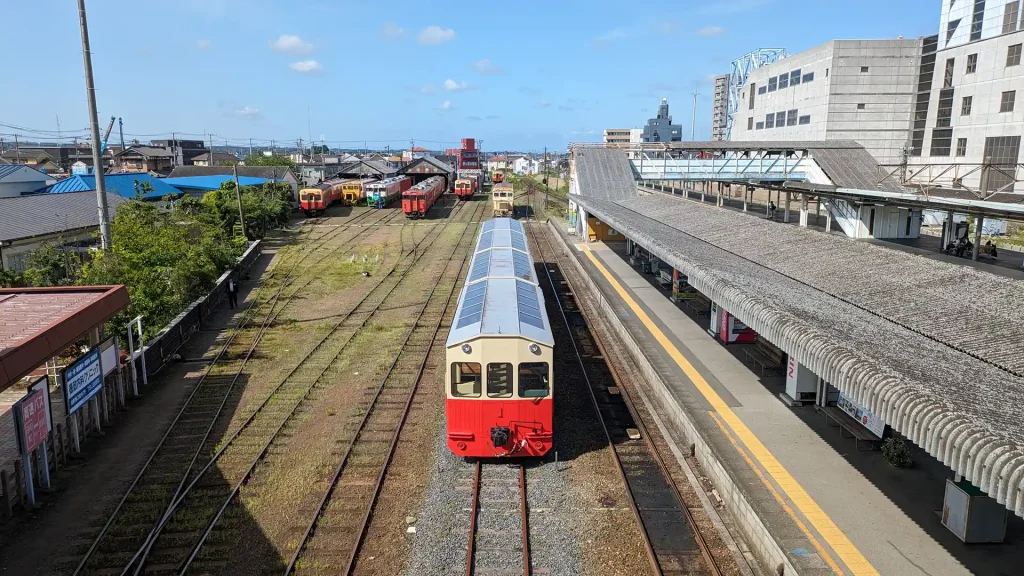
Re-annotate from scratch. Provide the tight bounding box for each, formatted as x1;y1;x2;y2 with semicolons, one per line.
163;175;268;191
572;147;638;201
446;218;553;347
167;165;298;181
572;192;1024;516
810;146;902;193
36;174;179;199
0;190;127;242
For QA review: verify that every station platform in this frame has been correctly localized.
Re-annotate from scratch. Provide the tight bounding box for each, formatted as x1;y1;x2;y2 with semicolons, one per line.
560;234;1021;576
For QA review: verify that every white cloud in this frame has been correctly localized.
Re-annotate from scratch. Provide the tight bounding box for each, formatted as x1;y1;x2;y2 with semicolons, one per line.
697;26;725;37
592;29;627;48
657;22;676;35
381;21;405;39
195;39;211;50
538;100;551;108
270;34;313;55
420;83;437;94
234;106;260;118
444;79;470;91
486;115;500;120
466;115;482;121
472;58;502;75
417;26;455;45
289;60;323;73
436;100;454;111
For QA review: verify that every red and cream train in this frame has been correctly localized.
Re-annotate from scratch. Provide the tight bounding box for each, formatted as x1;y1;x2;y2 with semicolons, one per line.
445;218;553;458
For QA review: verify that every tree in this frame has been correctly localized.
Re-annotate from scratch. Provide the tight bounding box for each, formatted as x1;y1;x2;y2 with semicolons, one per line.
202;181;292;240
311;145;331;155
241;153;296;169
20;243;80;287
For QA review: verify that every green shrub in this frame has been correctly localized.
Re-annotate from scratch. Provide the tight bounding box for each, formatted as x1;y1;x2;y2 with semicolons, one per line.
882;435;913;468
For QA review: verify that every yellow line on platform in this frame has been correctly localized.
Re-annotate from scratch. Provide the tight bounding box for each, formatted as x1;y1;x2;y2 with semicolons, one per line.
577;242;879;576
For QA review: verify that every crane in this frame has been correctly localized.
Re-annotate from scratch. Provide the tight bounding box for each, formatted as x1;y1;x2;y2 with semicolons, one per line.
100;116;116;153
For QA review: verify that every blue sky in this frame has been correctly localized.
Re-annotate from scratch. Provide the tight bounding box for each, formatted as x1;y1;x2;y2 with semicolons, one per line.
0;0;939;152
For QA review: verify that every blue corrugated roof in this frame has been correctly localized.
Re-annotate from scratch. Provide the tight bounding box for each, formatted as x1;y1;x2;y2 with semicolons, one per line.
35;173;181;200
163;175;269;191
0;165;24;179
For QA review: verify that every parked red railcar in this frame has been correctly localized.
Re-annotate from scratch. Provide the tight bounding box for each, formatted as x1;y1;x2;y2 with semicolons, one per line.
402;176;445;218
454;173;480;201
445;218;553;458
299;178;347;216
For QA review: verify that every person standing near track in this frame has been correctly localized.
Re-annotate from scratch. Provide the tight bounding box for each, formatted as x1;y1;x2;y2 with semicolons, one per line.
227;277;239;309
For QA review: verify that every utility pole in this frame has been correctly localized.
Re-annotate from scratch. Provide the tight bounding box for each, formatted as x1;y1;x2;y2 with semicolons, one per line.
118;118;125;169
233;163;247;239
78;0;111;249
249;138;253;159
543;146;549;214
14;133;19;155
691;85;699;141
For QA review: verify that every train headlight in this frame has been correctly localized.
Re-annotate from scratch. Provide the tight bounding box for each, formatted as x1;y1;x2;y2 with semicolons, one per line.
529;343;540;355
461;344;472;354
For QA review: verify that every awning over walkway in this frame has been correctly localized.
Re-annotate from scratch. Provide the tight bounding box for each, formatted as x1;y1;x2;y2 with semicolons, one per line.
0;286;130;391
572;192;1024;516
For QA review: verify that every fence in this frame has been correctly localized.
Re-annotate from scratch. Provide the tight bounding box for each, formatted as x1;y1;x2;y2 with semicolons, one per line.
1;240;262;518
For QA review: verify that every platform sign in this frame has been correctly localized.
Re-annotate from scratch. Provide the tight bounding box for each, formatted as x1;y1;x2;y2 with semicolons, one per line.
99;336;119;377
13;388;49;454
63;347;102;415
837;392;886;438
28;376;53;433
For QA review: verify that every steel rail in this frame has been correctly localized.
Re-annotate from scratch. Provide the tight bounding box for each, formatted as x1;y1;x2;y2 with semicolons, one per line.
73;208;395;575
285;199;484;575
133;204;471;574
465;461;482;576
520;464;530;576
463;463;530;576
528;221;723;576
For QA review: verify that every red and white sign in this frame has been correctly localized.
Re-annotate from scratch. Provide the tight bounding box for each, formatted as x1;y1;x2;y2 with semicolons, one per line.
15;389;49;454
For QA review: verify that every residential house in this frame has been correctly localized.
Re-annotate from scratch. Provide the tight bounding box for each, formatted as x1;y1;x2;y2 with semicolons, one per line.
192;152;240;167
288;152;311;164
0;150;62;174
512;156;534;175
486;155;509;172
113;146;175;174
0;165;55;198
0;191;126;272
36;173;182;200
150;139;209;165
402;146;431;162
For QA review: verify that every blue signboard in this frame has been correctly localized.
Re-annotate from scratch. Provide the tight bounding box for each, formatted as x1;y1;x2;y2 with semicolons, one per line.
63;348;102;415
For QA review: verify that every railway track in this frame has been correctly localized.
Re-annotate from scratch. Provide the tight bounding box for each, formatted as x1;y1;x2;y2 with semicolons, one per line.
464;462;530;576
70;207;402;575
282;199;487;575
526;221;724;576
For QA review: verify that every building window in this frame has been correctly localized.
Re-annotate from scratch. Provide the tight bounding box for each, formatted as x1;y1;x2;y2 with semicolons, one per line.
776;111;787;127
765;113;775;128
971;0;985;41
750;83;757;108
790;69;801;86
798;115;811;125
937;89;955;127
758;85;767;95
779;73;789;89
966;53;978;73
947;18;961;46
1004;1;1020;33
755;121;765;130
981;136;1021;192
518;363;549;398
857;103;866;110
956;138;968;156
826;67;829;77
487;363;513;398
768;76;777;92
1008;44;1022;67
860;66;869;73
451;362;482;397
747;117;754;130
787;109;798;126
803;71;814;83
961;95;973;115
930;128;954;156
1000;90;1016;112
944;58;955;88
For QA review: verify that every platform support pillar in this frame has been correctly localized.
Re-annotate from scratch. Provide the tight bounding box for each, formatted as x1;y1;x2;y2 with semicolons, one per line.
973;215;984;261
941;210;954;248
826;212;832;233
799;194;809;227
783;191;791;222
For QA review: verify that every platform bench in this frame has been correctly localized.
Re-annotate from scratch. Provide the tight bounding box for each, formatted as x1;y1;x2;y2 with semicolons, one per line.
743;339;783;375
820;406;882;451
685;294;712;317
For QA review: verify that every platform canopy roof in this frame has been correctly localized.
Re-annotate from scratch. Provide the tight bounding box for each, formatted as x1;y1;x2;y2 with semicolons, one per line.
0;286;130;391
446;219;553;347
572;191;1024;516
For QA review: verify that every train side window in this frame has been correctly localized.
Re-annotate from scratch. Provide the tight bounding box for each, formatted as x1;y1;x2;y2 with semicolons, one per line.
518;363;549;398
451;362;482;397
487;363;513;398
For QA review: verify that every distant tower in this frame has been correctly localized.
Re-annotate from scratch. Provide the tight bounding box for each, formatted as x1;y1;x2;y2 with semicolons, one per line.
642;97;682;143
657;97;671;121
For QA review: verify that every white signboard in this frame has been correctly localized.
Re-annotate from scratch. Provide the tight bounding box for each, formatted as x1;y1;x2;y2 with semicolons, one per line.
837;392;886;438
99;336;119;377
63;348;102;415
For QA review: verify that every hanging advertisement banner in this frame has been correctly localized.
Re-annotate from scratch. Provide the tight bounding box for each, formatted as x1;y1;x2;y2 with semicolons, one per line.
837;392;886;438
13;388;49;455
29;375;53;433
63;348;102;415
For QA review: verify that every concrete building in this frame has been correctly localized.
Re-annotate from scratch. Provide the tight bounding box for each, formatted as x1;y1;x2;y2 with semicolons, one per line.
712;74;730;141
641;98;683;143
908;0;1024;194
192;152;240;167
603;128;642;144
731;39;921;165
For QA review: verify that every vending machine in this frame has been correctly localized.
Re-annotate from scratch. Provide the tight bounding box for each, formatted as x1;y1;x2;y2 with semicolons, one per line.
717;308;755;344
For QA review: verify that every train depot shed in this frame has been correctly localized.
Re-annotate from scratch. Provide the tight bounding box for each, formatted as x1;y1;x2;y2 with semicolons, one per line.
565;142;1024;575
400;156;456;190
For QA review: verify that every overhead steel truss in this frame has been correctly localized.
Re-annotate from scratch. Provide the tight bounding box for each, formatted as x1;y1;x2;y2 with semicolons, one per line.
631;147;808;182
727;48;786;140
878;161;1024;199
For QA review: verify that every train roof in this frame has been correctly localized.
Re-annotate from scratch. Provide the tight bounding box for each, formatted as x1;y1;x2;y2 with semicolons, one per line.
446;218;554;347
